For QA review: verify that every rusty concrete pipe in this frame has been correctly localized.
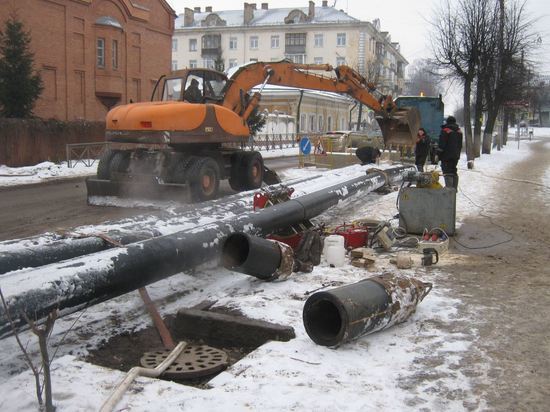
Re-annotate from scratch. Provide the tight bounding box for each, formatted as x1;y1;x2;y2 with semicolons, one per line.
303;274;432;347
222;233;294;281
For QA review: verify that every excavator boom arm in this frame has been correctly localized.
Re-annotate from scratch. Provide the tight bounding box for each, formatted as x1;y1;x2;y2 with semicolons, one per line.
223;61;391;118
222;61;419;147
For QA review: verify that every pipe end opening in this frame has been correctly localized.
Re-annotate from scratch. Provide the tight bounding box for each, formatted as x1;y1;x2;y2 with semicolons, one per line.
303;297;343;346
222;233;250;269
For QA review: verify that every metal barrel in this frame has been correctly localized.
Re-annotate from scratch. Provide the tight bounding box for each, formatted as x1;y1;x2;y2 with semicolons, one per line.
222;233;282;280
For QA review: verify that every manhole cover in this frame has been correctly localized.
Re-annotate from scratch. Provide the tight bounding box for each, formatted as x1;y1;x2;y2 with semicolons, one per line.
140;344;229;379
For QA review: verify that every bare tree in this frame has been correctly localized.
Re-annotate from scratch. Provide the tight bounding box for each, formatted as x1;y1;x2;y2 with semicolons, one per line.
480;0;538;153
405;59;442;97
430;0;488;161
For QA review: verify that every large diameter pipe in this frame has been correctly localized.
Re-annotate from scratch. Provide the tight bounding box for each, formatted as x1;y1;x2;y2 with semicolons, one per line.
302;274;432;347
222;233;294;280
0;165;414;337
0;175;320;275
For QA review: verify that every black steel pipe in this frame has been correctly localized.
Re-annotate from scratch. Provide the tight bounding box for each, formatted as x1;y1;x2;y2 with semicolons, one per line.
222;233;282;280
303;274;432;347
0;165;414;337
0;175;321;275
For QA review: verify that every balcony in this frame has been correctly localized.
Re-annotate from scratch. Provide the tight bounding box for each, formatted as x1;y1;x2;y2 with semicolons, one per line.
201;46;221;58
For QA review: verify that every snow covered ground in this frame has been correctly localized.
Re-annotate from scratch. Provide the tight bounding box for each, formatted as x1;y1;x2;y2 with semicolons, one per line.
0;129;549;411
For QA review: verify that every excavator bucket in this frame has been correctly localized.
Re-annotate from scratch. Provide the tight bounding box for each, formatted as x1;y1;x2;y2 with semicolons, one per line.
376;107;421;147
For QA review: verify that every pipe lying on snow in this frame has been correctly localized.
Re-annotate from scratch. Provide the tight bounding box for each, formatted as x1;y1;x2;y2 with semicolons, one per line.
222;233;294;280
0;165;414;337
302;274;432;347
0;176;322;276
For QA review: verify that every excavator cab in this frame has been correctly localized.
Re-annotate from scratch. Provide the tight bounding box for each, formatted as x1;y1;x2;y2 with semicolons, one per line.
157;69;228;104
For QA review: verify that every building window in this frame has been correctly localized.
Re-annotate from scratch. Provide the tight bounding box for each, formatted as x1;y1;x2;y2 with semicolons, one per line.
204;58;215;69
172;60;177;71
287;54;305;64
189;59;197;68
286;33;306;46
337;33;346;47
318;115;324;132
250;36;259;50
309;114;316;132
229;59;238;68
327;116;332;131
314;34;323;48
189;38;197;51
314;57;323;65
229;37;237;50
172;39;178;52
340;117;345;130
112;40;118;70
336;56;345;66
271;35;279;48
300;113;307;132
96;38;105;68
249;58;258;62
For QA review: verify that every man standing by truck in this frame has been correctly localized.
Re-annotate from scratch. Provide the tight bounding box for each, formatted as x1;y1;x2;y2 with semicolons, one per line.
438;116;462;188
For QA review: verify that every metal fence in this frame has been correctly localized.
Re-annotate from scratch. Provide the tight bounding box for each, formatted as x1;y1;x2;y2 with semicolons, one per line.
252;133;298;150
66;142;109;168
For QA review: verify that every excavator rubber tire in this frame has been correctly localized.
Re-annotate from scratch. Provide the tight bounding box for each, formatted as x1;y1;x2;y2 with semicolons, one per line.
109;150;131;176
228;152;246;191
97;149;116;179
241;151;264;190
170;156;197;184
187;156;221;202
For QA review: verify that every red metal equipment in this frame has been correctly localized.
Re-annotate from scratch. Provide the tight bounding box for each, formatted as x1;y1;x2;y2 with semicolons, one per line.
330;223;369;249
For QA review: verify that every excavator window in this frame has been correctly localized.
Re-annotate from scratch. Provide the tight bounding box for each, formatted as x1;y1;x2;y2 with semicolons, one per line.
162;78;182;101
184;76;204;103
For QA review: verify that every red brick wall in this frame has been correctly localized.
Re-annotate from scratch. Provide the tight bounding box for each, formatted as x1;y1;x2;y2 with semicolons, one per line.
0;0;174;121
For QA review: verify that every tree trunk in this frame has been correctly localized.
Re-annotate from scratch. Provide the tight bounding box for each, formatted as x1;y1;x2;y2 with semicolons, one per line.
473;85;484;157
503;109;510;146
483;107;498;154
463;79;475;161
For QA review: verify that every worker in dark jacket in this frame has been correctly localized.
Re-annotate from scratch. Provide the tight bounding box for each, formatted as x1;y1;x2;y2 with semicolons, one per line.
438;116;463;188
414;127;430;171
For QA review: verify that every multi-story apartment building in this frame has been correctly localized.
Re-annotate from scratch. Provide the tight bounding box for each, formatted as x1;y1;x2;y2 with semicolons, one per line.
172;1;407;96
0;0;175;121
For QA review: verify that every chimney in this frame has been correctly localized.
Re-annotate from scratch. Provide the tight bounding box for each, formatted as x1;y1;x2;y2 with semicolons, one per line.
205;6;212;12
244;3;255;25
308;1;315;20
322;0;328;7
261;3;268;10
194;6;201;12
184;7;195;27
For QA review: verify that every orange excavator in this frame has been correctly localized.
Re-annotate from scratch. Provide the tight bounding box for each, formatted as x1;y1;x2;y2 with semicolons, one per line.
86;60;419;203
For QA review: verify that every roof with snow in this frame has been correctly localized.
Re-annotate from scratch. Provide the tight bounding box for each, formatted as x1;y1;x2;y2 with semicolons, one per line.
175;6;358;29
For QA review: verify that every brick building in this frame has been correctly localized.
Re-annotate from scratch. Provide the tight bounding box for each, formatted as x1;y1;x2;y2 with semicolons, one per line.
0;0;175;121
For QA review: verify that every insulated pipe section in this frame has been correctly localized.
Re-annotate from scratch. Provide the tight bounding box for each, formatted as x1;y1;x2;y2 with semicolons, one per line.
303;274;432;347
0;175;322;276
0;166;414;338
222;233;294;280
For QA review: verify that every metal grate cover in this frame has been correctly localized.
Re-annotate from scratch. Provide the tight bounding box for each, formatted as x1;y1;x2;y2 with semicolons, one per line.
140;344;229;379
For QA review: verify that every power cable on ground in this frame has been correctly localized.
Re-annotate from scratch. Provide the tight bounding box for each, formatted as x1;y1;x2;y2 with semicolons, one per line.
453;188;514;250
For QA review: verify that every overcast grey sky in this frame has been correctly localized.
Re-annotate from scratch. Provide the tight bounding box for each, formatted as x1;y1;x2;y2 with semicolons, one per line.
166;0;549;111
